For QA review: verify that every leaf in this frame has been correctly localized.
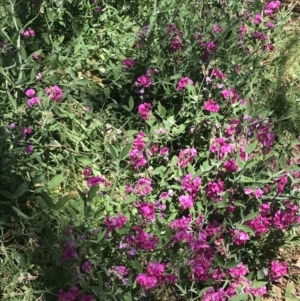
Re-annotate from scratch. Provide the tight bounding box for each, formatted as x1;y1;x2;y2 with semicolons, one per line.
13;183;28;198
0;190;14;199
244;211;259;222
132;259;143;272
46;9;54;22
229;293;249;301
54;196;70;210
246;140;258;154
106;144;118;160
48;174;64;189
251;281;268;289
279;154;287;170
123;292;132;301
88;186;98;201
41;192;55;209
157;102;166;117
128;96;134;111
7;92;17;111
237;224;255;236
124;195;136;204
119;143;132;160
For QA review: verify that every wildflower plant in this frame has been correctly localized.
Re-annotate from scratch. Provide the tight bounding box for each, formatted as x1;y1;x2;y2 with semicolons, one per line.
0;0;299;301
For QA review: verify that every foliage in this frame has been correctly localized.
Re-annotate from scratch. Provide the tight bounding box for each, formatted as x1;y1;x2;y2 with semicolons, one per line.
0;0;300;300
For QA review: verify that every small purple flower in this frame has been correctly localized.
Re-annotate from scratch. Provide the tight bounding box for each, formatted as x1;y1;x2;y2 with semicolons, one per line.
82;261;92;273
25;89;36;98
25;145;34;155
36;72;42;80
27;97;41;107
8;122;16;130
32;53;40;60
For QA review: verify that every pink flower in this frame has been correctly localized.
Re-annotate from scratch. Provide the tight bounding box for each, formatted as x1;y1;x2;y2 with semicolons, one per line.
232;230;249;245
271;261;287;281
45;85;63;102
135;75;152;88
178;147;197;167
130;131;147;169
87;175;110;188
177;77;194;91
265;1;281;15
25;145;34;155
138;103;152;120
32;53;40;60
105;213;126;232
25;88;36;97
211;69;226;80
212;24;223;34
21;29;35;37
82;261;91;272
83;167;92;177
179;195;194;209
223;159;238;172
203;99;220;113
254;188;263;198
136;273;157;289
221;88;239;102
171;36;183;51
123;58;135;70
133;177;152;196
253;14;262;25
27;97;41;107
136;202;155;220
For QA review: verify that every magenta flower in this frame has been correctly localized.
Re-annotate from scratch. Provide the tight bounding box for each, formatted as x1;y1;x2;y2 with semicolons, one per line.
45;85;63;102
27;97;41;107
82;261;92;272
136;273;157;289
133;177;152;196
32;53;40;60
25;88;36;97
179;195;194;209
21;29;35;37
123;58;135;70
177;77;194;91
105;213;126;232
253;14;262;25
232;230;249;245
178;147;197;168
203;99;220;113
83;167;92;177
25;145;34;155
138;103;152;120
136;202;155;220
270;261;287;281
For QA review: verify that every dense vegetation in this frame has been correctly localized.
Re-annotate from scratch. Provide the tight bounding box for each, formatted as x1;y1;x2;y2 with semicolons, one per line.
1;0;300;300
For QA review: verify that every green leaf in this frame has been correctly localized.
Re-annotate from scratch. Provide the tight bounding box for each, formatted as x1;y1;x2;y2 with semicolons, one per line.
124;195;136;204
132;259;143;272
0;190;14;199
229;293;249;301
236;224;255;236
128;96;134;111
119;143;132;160
279;154;287;170
54;196;70;210
246;140;258;154
244;211;259;222
7;92;17;111
48;174;64;189
106;144;118;160
41;192;55;209
251;281;268;288
123;292;132;301
157;102;166;117
88;186;98;201
13;183;28;198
